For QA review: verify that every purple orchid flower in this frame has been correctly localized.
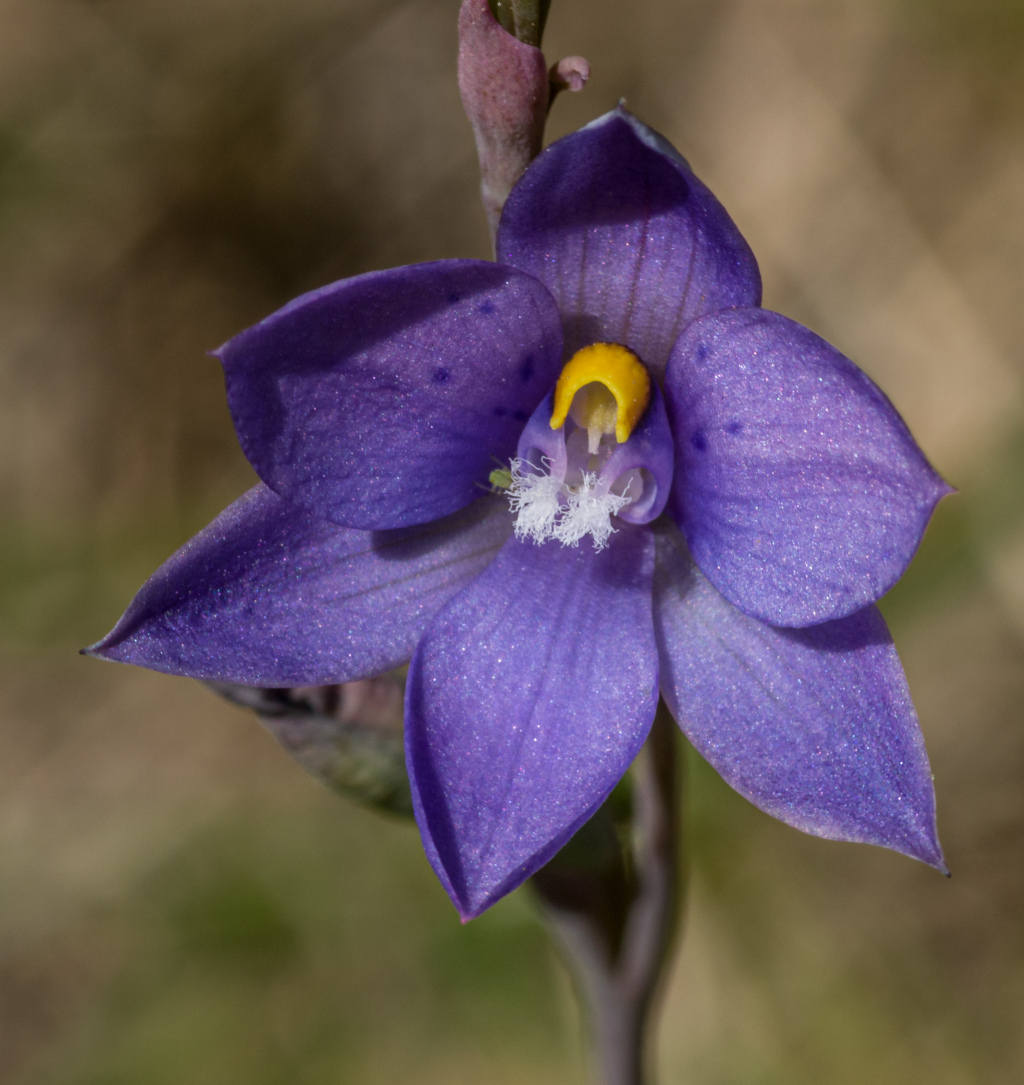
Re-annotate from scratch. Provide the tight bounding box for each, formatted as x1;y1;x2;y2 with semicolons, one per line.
88;108;950;920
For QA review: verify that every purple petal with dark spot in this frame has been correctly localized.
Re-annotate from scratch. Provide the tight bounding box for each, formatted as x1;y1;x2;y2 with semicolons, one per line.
87;486;511;686
664;308;952;626
220;260;563;529
496;107;761;377
653;523;944;869
406;527;659;919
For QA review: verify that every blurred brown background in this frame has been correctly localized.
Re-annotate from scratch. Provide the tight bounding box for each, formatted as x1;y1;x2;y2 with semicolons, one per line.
1;0;1023;1081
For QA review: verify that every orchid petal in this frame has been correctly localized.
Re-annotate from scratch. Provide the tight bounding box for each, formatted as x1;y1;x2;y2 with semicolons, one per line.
496;107;761;377
87;486;511;686
220;260;563;529
653;524;944;868
406;528;659;919
664;308;952;626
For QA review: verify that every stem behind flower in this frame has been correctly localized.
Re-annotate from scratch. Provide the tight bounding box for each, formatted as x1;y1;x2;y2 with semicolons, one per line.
532;702;683;1085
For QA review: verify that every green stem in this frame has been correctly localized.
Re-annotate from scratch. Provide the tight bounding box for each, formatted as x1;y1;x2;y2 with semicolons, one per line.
533;703;684;1085
488;0;553;47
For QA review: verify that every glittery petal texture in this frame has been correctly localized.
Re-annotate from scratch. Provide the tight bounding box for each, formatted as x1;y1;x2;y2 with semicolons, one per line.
87;486;512;686
653;523;944;869
406;527;659;919
220;259;563;530
664;308;952;626
496;107;761;378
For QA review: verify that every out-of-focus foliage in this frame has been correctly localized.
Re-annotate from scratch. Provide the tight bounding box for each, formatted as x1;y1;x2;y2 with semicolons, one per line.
209;677;414;816
1;1;1023;1082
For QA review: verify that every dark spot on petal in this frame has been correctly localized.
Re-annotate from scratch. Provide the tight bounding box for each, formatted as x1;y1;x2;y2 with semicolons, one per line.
478;300;496;315
447;292;460;304
519;355;535;383
690;430;707;452
512;409;528;422
433;367;450;384
493;406;507;418
695;343;708;362
726;420;743;435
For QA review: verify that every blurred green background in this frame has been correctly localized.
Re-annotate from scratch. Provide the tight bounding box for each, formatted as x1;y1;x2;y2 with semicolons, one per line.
1;0;1023;1081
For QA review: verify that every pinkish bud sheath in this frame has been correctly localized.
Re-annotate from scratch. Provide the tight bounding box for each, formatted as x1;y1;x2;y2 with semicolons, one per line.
458;0;549;241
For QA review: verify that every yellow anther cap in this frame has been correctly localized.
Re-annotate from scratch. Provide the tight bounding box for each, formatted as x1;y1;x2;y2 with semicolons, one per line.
549;343;651;444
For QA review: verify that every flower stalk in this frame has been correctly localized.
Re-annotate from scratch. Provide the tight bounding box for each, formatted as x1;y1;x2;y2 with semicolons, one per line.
532;703;682;1085
460;0;588;241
